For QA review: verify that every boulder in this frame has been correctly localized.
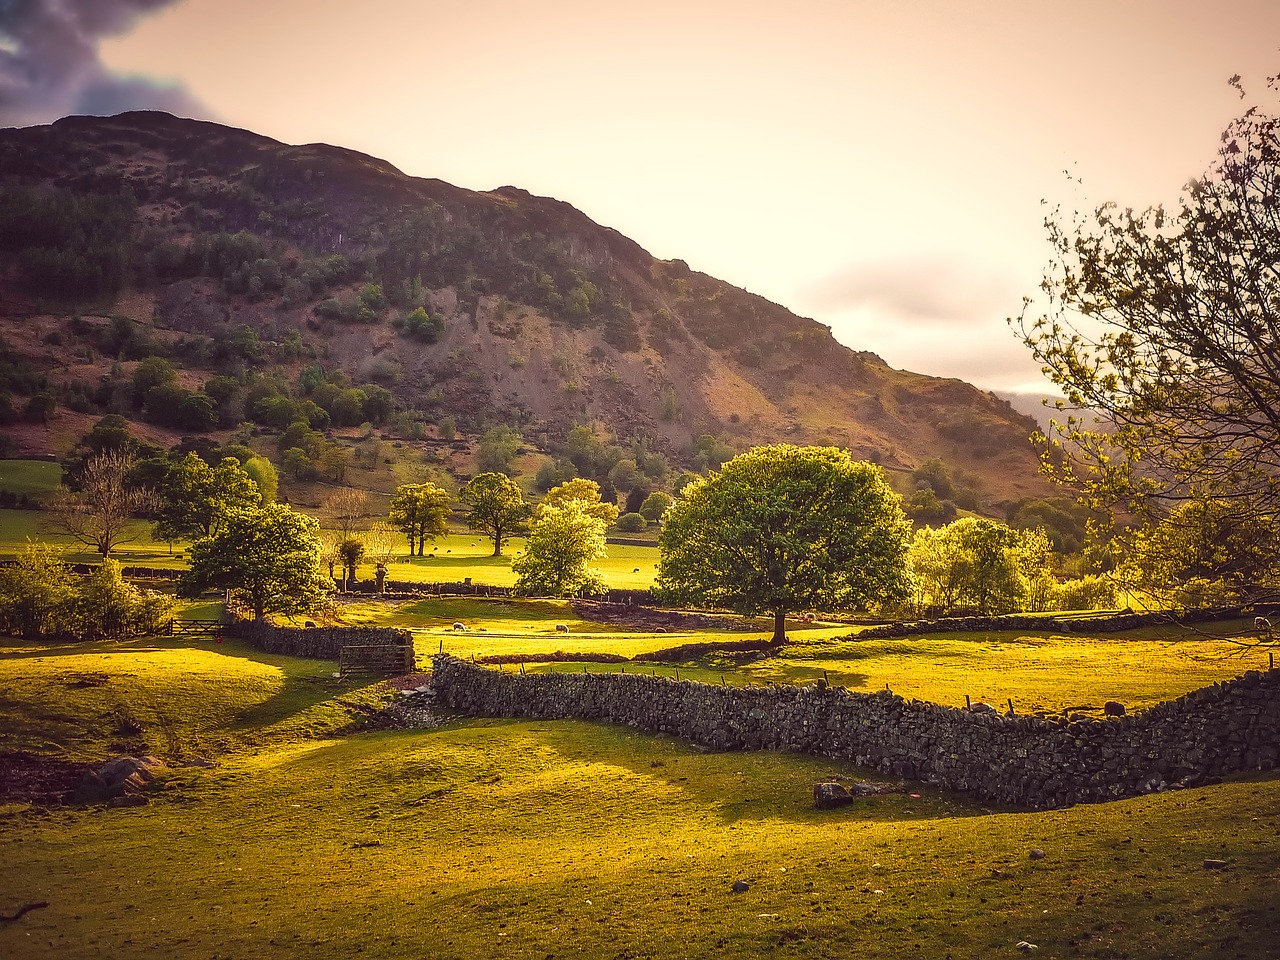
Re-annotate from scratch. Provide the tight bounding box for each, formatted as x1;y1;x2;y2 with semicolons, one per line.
73;755;165;805
813;782;853;809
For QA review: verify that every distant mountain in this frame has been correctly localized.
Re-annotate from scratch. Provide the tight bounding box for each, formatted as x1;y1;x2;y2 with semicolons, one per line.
0;111;1054;510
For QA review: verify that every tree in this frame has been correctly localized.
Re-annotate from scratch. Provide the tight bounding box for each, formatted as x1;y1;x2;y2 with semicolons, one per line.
0;540;75;639
539;477;620;525
323;488;370;541
512;500;608;597
657;445;912;643
460;472;529;557
338;537;364;588
1125;497;1280;609
44;450;158;558
616;511;647;532
180;504;333;621
67;559;174;640
639;491;674;523
388;482;451;556
476;425;522;474
152;453;262;545
906;517;1045;616
242;455;278;503
1015;80;1280;543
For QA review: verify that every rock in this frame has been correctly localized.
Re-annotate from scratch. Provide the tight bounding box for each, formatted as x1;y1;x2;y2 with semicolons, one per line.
1029;848;1046;860
73;756;165;805
1104;700;1126;717
1203;858;1229;870
731;880;750;893
813;782;853;809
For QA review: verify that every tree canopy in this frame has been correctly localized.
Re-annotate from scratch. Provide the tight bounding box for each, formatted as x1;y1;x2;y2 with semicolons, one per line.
460;472;529;557
538;477;620;525
180;503;332;621
1016;80;1280;535
657;444;912;642
44;450;158;557
387;483;450;556
512;500;608;597
152;452;262;545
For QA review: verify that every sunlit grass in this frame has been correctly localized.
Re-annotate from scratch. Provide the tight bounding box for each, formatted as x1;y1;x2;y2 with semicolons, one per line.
0;719;1276;959
0;458;62;496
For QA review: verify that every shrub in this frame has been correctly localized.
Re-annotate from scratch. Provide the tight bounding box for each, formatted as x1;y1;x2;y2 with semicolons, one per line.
616;512;647;533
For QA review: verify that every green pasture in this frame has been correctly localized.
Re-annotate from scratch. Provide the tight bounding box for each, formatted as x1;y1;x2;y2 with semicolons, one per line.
2;609;1279;958
374;535;659;590
0;458;61;496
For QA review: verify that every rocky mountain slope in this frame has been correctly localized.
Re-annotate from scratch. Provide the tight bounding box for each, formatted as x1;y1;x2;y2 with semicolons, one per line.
0;111;1052;509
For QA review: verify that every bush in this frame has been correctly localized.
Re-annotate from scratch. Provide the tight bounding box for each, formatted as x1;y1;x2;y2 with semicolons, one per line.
616;512;647;533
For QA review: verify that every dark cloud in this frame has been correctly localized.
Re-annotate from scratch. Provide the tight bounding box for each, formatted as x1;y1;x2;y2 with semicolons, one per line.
0;0;214;127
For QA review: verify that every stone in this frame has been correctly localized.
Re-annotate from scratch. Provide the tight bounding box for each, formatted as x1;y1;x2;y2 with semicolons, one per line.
1203;858;1229;870
1029;849;1046;860
813;782;852;809
73;756;165;805
731;880;750;893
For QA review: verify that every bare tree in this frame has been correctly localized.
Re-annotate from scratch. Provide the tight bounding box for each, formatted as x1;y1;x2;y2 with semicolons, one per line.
44;451;158;558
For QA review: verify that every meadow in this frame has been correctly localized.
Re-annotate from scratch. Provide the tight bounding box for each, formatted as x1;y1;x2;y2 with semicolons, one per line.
3;598;1279;959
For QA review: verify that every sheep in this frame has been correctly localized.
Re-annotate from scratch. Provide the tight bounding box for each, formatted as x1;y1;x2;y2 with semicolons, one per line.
1104;700;1126;717
1255;616;1272;636
452;622;467;632
555;624;569;633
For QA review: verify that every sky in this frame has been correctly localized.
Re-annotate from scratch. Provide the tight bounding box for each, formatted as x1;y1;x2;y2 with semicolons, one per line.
2;0;1277;396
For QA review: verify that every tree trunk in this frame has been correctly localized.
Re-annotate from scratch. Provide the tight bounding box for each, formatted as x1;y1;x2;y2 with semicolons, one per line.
492;534;502;558
772;609;787;645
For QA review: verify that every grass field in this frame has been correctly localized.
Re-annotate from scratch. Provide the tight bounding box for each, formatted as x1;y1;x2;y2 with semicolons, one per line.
2;605;1279;958
0;458;61;496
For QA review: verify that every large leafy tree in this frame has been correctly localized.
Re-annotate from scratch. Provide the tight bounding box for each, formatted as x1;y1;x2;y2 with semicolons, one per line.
538;477;620;525
657;445;912;643
1016;80;1280;546
180;504;332;621
152;453;262;545
388;482;451;556
460;472;530;557
512;500;608;597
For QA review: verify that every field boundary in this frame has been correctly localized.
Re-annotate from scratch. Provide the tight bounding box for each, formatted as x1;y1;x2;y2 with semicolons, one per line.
432;654;1280;809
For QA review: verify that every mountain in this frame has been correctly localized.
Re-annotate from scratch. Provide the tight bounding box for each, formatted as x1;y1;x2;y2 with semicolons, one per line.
0;111;1053;510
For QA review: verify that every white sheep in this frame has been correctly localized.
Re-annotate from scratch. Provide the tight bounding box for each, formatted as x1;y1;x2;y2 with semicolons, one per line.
1256;616;1272;637
452;622;467;632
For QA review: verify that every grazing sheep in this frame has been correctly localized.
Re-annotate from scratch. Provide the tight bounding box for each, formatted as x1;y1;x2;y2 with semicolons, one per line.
1256;616;1272;636
1104;700;1126;717
452;622;467;632
555;623;569;633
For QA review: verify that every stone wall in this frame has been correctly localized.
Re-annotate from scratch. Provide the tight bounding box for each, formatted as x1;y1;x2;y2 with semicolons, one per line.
232;620;414;662
431;654;1280;809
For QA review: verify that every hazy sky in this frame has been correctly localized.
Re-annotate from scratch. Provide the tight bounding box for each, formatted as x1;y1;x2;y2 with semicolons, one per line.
3;1;1278;394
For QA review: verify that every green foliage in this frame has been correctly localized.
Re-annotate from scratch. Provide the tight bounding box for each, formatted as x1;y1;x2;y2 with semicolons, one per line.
1125;499;1280;609
400;306;446;342
152;453;263;545
388;482;452;556
242;456;278;503
539;478;620;525
181;503;333;621
658;445;912;641
1054;574;1119;612
0;187;135;300
0;541;76;639
460;472;530;557
534;458;577;492
906;517;1052;616
639;491;673;522
615;511;647;533
476;425;522;474
512;500;608;597
1016;86;1280;527
0;543;171;640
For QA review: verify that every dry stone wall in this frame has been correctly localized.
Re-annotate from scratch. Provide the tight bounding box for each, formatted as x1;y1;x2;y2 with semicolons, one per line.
232;621;413;661
431;654;1280;809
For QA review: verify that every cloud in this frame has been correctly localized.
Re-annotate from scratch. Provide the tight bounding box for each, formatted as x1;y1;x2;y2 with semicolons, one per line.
806;254;1020;324
0;0;214;127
